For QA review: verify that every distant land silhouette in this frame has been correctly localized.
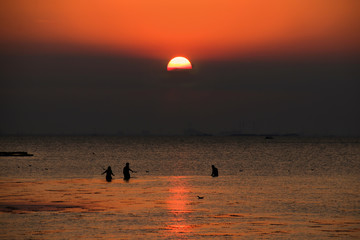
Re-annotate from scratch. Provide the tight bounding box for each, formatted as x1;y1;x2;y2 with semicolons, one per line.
183;128;212;136
0;130;303;137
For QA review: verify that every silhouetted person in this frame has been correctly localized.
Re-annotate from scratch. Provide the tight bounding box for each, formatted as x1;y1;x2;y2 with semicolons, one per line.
211;165;218;177
102;166;114;182
123;162;135;180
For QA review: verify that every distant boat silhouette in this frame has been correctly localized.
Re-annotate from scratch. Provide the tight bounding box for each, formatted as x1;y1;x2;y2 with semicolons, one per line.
0;152;33;157
197;196;204;199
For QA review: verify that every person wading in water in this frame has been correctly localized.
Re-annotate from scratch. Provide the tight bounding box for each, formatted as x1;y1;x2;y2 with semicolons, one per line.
102;166;115;182
123;162;135;181
211;165;218;177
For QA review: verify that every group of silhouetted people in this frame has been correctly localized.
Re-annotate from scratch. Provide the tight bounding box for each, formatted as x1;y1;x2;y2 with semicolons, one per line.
102;162;135;182
102;163;218;182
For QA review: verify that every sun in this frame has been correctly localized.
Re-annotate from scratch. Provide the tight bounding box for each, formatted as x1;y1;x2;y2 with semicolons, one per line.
167;57;192;71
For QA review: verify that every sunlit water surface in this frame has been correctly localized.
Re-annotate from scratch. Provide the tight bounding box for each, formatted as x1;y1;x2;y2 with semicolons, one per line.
0;136;359;239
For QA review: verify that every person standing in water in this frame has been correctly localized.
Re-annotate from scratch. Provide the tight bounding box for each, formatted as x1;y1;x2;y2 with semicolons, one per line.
123;162;135;180
211;165;218;177
102;166;115;182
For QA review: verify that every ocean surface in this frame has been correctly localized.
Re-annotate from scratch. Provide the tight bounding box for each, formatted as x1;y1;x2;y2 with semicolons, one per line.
0;136;359;239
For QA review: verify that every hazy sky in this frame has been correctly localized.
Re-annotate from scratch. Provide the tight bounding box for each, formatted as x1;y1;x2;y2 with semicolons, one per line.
1;0;359;135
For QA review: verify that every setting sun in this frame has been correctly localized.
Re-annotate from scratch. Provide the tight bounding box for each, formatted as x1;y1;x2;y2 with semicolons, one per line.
167;57;192;71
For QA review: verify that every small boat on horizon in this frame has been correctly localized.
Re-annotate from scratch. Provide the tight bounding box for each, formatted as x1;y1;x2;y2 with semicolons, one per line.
0;152;33;157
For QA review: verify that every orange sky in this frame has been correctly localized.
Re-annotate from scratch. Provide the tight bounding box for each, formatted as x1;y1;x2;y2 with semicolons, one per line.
1;0;359;59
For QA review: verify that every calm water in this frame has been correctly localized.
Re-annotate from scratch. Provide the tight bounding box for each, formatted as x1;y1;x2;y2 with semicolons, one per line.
0;136;359;239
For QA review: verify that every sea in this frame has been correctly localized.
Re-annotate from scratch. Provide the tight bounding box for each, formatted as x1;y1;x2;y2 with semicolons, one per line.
0;136;359;239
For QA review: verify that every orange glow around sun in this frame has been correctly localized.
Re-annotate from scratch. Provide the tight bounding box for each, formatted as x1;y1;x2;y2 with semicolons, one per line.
0;0;359;59
167;57;192;71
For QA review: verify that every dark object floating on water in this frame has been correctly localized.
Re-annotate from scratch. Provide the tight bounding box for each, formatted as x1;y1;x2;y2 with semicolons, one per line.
265;136;274;139
0;152;33;157
197;196;204;199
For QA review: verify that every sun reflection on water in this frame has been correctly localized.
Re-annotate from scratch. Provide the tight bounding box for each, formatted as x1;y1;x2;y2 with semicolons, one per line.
165;176;194;237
